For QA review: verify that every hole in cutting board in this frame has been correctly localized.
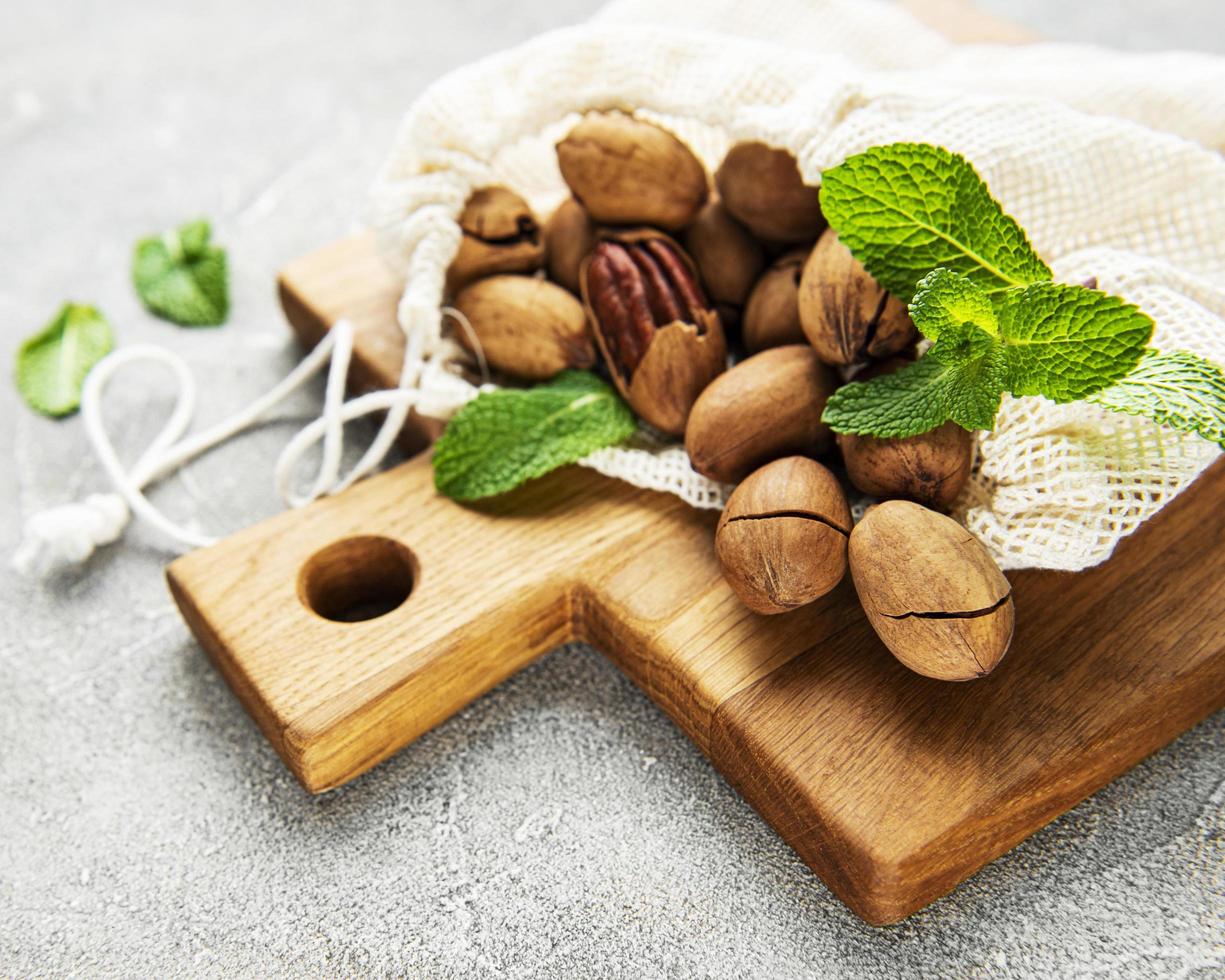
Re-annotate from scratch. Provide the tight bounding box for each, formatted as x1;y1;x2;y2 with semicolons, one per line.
298;536;417;623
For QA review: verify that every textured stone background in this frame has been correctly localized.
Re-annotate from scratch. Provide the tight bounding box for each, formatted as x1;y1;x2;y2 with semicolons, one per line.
2;1;1222;977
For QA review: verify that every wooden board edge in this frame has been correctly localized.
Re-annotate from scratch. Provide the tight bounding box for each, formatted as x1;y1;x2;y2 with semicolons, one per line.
166;562;309;788
900;0;1037;44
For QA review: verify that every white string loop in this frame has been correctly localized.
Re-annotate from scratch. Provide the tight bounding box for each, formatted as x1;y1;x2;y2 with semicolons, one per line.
12;320;450;577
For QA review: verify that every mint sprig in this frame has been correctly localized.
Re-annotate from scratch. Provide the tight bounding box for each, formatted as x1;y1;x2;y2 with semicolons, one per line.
994;281;1153;402
822;356;1001;438
1088;351;1225;445
819;143;1051;299
433;371;637;500
16;303;114;417
824;269;1152;437
819;143;1223;446
133;218;229;326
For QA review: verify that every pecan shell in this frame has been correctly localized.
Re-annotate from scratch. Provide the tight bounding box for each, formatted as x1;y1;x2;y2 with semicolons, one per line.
445;186;544;294
580;230;726;435
798;228;917;366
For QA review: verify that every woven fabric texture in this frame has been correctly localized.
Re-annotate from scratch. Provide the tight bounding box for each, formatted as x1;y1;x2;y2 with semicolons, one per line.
369;0;1225;571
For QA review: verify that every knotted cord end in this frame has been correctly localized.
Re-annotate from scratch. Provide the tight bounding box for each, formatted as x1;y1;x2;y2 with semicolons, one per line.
13;493;130;578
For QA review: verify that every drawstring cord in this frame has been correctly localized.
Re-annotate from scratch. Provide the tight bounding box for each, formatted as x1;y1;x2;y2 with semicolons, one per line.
12;320;435;576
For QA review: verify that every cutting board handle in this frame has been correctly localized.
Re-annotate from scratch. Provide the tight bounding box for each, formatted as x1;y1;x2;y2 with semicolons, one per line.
167;455;730;792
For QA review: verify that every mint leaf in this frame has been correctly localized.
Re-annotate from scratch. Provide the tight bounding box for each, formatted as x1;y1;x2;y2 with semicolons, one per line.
16;303;114;417
133;219;229;326
926;320;999;368
1088;350;1225;445
996;282;1152;402
823;359;953;437
938;342;1007;431
433;371;637;500
820;143;1051;299
903;268;1153;427
822;356;994;438
910;268;998;340
177;219;211;258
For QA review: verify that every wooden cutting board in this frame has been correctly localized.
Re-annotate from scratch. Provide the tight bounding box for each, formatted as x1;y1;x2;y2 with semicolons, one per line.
166;5;1224;925
169;231;1225;925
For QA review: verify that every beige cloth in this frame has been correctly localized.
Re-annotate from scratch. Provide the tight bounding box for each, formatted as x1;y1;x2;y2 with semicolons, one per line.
370;0;1225;571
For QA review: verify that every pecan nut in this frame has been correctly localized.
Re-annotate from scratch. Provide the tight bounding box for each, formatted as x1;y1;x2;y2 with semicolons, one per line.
580;230;726;434
446;186;544;294
798;228;916;365
557;112;708;231
850;501;1014;680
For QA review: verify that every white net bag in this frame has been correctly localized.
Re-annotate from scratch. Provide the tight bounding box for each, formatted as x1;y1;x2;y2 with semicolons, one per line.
369;0;1225;572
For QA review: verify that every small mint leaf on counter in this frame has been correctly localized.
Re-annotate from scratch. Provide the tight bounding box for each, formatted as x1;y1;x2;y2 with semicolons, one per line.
16;303;114;417
1088;350;1225;445
176;218;212;260
995;282;1152;402
433;371;638;501
133;218;229;326
820;143;1051;300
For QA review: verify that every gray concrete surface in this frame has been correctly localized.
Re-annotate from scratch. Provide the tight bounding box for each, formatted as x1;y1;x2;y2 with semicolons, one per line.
2;1;1223;977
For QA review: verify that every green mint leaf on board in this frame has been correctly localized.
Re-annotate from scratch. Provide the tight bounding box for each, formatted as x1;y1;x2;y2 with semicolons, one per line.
16;303;114;417
1088;350;1225;445
433;371;637;500
995;281;1152;402
132;218;229;326
820;143;1051;300
821;356;998;439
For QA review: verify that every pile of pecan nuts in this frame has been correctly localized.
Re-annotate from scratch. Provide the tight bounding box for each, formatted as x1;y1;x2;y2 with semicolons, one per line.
446;111;1014;682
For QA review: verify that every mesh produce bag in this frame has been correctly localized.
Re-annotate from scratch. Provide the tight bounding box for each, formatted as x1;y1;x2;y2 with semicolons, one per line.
370;0;1225;572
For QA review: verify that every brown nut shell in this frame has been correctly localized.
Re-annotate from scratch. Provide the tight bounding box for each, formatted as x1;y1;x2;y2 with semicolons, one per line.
716;457;851;615
743;249;807;353
798;229;917;365
682;200;765;307
849;501;1014;681
452;275;594;381
839;422;974;511
544;197;598;294
714;142;825;243
580;229;725;435
686;345;836;484
446;186;544;294
556;112;708;231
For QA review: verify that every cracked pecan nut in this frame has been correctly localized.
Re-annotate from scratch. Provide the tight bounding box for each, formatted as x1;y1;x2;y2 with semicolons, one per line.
446;186;544;294
715;456;851;615
798;228;916;366
849;501;1014;681
580;230;726;435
